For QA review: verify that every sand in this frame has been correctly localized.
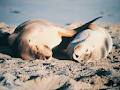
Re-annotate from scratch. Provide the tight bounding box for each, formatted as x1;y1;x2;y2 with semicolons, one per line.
0;22;120;90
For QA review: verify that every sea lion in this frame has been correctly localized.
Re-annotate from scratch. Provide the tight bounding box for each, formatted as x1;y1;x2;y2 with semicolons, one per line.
8;19;76;60
65;17;113;62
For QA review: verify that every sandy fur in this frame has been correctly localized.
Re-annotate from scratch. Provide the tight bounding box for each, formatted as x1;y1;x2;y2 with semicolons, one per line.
66;25;113;62
8;20;76;60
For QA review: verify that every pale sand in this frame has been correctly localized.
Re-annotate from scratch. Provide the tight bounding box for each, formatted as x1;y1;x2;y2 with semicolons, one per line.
0;22;119;90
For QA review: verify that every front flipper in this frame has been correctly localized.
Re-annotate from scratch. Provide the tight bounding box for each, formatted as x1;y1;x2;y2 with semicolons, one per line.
71;30;90;44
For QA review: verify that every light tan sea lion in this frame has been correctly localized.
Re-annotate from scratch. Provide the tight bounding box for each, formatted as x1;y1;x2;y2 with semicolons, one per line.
65;17;113;62
8;20;76;60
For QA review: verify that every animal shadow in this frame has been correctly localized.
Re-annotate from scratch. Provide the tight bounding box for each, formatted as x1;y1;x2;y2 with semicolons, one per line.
0;30;14;57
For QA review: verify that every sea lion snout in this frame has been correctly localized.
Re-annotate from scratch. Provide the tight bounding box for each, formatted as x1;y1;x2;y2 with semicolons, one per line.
19;44;52;60
35;45;52;60
72;45;94;62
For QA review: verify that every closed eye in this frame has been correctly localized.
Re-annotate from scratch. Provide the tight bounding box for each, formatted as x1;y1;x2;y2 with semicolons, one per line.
86;49;88;52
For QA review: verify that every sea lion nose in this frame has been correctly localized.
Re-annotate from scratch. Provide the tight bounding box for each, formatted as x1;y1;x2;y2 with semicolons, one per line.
75;54;79;58
45;56;51;59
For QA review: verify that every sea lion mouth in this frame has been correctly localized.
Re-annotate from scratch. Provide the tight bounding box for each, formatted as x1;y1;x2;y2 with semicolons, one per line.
72;53;85;63
32;45;52;60
35;53;49;60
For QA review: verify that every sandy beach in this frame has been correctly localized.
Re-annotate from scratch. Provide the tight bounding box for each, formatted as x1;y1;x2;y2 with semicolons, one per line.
0;21;120;90
0;0;120;90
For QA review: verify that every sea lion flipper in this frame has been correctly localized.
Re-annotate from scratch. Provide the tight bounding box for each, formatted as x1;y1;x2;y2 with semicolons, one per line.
72;30;89;43
74;16;102;33
62;16;102;38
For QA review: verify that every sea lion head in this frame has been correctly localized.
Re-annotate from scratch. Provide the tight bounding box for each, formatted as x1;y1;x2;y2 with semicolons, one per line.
17;40;53;60
72;44;94;62
34;45;53;60
65;29;92;61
